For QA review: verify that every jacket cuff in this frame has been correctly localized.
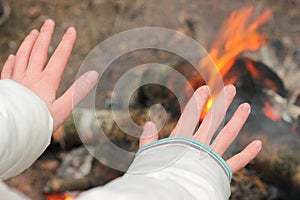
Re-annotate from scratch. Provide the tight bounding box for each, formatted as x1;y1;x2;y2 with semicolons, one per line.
126;136;231;199
137;136;232;180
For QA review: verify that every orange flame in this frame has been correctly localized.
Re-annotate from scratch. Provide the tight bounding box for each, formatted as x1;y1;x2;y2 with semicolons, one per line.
208;7;271;76
188;6;272;119
44;193;75;200
263;101;281;121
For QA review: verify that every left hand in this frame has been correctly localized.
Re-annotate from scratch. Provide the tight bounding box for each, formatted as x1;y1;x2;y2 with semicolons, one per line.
1;19;98;131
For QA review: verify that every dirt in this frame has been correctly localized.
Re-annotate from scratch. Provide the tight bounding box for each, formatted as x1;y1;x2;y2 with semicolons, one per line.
0;0;299;199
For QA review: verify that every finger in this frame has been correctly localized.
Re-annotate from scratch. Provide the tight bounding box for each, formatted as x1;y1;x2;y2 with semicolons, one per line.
139;121;159;148
226;140;262;174
1;54;15;79
12;29;39;81
211;103;251;155
170;85;210;138
43;27;76;91
26;19;55;73
51;70;98;131
195;85;236;144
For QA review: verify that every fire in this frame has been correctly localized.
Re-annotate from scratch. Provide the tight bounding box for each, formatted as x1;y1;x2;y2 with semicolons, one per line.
244;59;282;94
187;6;272;119
263;101;281;121
208;7;271;76
44;193;76;200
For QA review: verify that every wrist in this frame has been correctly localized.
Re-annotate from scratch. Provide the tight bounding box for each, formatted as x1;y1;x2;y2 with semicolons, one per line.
136;136;232;181
122;136;231;199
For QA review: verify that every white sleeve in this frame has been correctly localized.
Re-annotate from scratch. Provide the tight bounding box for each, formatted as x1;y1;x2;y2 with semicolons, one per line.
0;79;53;181
76;137;232;200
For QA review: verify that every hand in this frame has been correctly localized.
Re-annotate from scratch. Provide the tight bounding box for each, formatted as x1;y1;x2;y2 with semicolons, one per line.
140;85;262;174
1;19;98;131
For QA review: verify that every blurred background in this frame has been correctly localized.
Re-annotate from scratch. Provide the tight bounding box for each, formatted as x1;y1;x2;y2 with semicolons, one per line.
0;0;299;199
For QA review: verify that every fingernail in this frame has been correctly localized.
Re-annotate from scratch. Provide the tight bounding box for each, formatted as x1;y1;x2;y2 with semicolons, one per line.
241;103;251;113
8;54;15;60
29;29;38;34
85;71;98;85
142;122;158;137
254;140;262;150
66;27;75;34
198;85;210;94
144;121;154;128
225;84;236;95
144;121;152;128
44;19;54;27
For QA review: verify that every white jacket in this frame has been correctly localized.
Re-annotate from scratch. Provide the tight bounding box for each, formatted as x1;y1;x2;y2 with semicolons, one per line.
0;80;231;200
0;79;53;199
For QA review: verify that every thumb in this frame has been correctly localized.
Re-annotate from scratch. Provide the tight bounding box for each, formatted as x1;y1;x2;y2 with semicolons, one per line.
139;121;159;148
51;70;98;131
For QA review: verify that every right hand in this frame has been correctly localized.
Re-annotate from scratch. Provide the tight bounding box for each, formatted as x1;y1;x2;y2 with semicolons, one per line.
140;85;262;174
